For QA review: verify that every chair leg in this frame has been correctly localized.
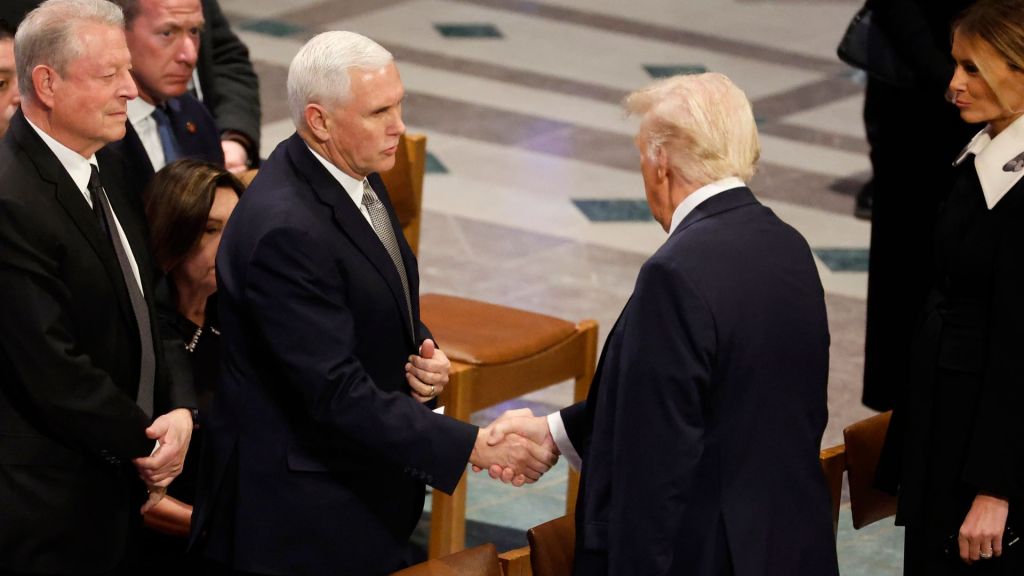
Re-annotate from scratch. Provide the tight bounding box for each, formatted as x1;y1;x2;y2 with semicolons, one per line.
429;365;474;558
429;477;468;558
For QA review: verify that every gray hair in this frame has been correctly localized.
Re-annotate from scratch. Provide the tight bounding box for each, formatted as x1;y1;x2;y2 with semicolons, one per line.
625;72;760;185
287;31;393;130
16;0;124;102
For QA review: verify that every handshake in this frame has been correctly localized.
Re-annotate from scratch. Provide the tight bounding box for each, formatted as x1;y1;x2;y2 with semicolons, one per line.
468;409;560;486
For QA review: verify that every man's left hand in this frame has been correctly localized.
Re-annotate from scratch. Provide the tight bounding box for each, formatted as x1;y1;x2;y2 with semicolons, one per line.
133;408;193;487
406;339;449;403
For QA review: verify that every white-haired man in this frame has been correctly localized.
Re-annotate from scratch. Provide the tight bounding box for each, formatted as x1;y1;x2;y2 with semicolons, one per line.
190;31;556;575
488;73;840;576
0;0;194;574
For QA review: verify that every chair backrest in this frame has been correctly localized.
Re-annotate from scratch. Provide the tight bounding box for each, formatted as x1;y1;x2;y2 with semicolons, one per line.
379;133;427;256
844;410;898;529
390;543;502;576
819;443;846;536
528;514;575;576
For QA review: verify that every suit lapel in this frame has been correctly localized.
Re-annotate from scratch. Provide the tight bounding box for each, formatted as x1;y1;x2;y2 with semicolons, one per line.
285;135;415;342
9;111;136;327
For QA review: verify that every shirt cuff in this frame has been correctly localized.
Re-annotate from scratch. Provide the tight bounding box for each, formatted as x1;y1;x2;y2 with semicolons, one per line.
547;411;582;470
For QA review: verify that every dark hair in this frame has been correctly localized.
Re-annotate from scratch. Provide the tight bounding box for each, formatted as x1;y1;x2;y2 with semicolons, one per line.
145;159;245;273
107;0;139;26
0;19;14;41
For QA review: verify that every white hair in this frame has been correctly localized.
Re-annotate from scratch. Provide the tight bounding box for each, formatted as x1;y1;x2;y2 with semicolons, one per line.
625;72;760;185
287;31;393;130
16;0;125;102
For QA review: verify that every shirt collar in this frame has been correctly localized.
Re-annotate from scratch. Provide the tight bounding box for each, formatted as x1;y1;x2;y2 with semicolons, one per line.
306;145;367;208
954;114;1024;209
24;115;98;195
127;97;156;127
668;176;746;235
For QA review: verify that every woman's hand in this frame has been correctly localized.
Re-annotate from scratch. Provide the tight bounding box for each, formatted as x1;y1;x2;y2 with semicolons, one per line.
958;493;1010;564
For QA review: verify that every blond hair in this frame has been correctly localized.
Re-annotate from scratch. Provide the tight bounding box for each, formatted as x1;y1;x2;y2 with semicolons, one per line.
624;72;760;185
954;0;1024;113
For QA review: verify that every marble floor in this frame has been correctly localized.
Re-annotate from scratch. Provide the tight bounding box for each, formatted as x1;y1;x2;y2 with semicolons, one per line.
218;0;902;572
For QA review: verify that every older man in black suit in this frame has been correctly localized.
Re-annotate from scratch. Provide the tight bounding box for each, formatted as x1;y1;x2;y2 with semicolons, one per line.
0;1;193;574
191;31;556;575
488;73;839;576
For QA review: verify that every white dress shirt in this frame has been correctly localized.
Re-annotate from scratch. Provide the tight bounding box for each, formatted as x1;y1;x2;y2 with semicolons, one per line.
307;145;374;227
25;116;143;293
548;175;747;470
127;97;167;172
954;114;1024;209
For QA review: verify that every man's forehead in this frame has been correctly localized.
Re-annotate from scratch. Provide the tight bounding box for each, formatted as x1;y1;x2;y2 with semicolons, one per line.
138;0;204;21
69;25;130;68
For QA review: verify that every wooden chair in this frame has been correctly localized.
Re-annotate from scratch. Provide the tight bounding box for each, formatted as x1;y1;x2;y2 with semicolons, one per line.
380;134;427;255
381;135;599;558
424;297;598;557
819;444;846;536
527;514;575;576
390;543;502;576
844;410;898;529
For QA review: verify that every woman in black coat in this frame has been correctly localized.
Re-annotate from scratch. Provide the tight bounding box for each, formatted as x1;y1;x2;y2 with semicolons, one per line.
132;159;243;573
880;1;1024;574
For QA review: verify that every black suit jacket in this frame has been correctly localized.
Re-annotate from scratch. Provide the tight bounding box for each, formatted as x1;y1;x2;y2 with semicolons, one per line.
107;93;224;200
561;188;839;576
0;110;179;573
191;133;477;575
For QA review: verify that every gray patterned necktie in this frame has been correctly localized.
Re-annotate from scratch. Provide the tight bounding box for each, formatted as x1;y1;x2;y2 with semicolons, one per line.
361;179;413;338
88;166;155;418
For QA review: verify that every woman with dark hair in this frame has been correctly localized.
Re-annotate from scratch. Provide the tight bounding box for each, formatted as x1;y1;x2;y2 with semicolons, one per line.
136;159;243;572
880;1;1024;574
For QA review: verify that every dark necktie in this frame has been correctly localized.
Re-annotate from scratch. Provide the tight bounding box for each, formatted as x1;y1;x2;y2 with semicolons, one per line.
152;105;181;165
361;179;414;339
88;165;155;418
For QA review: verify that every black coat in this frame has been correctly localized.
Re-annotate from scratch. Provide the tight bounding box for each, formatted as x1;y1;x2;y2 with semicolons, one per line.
879;159;1024;575
0;110;181;573
561;188;838;576
190;133;477;575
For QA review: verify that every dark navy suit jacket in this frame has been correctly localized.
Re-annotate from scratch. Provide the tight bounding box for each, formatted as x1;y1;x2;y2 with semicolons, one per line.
190;133;477;574
562;187;839;576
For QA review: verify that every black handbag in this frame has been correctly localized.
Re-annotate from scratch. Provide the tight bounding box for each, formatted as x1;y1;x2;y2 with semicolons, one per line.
837;6;916;86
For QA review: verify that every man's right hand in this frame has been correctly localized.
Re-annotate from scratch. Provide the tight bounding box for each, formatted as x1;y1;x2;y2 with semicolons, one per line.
483;408;560;483
469;419;557;486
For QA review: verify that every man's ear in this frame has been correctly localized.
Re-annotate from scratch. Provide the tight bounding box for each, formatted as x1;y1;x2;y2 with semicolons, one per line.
655;145;670;183
304;103;329;141
32;65;57;109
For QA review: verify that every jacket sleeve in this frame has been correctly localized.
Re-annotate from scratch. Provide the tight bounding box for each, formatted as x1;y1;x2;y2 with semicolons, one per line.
961;212;1024;500
0;197;153;460
199;0;261;160
245;224;478;494
607;260;715;576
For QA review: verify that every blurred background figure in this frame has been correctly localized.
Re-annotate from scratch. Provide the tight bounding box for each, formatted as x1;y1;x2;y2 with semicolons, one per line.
0;18;19;137
879;0;1024;574
132;159;243;574
861;0;978;411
